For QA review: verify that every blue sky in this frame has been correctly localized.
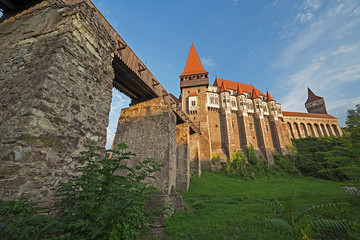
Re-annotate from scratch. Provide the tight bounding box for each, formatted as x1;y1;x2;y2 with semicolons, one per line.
93;0;360;149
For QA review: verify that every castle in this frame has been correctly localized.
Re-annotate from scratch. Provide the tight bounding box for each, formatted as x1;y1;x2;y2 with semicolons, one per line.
170;44;342;168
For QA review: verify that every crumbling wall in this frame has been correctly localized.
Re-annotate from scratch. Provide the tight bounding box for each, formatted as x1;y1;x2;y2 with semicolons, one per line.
112;97;177;194
0;0;115;204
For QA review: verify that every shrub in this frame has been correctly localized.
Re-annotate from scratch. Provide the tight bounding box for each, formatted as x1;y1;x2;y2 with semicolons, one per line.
211;153;222;172
0;142;163;240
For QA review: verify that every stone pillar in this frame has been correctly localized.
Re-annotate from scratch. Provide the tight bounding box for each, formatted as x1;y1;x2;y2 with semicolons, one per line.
113;97;177;194
176;123;190;191
0;1;115;203
253;116;274;165
189;133;201;177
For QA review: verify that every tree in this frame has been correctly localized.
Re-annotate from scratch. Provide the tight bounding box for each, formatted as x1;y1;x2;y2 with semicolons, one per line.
345;104;360;129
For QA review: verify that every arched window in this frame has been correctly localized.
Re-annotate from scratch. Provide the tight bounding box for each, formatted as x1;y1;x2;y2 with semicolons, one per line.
315;124;322;137
294;123;301;138
332;124;340;137
326;124;333;136
307;123;315;137
320;124;328;136
301;123;308;137
287;122;295;139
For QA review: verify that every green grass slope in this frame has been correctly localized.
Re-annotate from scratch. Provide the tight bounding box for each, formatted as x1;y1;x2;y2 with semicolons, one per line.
164;172;357;240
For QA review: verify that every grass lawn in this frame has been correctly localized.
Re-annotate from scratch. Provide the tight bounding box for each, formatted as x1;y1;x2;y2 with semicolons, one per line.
164;171;358;240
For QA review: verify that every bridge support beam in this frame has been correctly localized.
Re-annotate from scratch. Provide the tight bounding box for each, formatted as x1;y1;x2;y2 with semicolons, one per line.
113;97;184;211
0;1;116;204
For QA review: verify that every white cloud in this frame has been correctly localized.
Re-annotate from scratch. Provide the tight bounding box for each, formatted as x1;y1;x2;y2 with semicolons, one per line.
332;44;358;55
264;0;278;10
275;0;360;126
201;56;217;68
106;89;131;149
294;0;323;23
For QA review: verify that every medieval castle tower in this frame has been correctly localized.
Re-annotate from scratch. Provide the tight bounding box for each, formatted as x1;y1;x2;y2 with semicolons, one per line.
171;44;343;168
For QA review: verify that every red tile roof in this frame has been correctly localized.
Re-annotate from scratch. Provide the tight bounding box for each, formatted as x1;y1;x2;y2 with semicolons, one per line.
282;111;336;119
169;93;180;103
213;78;265;96
220;81;230;93
252;87;260;99
180;44;208;77
188;93;198;97
236;83;244;95
305;87;323;104
266;91;274;102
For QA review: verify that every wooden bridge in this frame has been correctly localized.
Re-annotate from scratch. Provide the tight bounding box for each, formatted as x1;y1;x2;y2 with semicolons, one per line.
0;0;200;134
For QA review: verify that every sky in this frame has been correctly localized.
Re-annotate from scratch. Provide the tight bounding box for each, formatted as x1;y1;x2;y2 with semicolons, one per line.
92;0;360;149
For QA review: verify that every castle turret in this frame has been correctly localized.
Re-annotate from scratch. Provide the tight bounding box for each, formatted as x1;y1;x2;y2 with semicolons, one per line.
220;81;230;110
180;44;211;168
305;88;327;114
180;43;209;90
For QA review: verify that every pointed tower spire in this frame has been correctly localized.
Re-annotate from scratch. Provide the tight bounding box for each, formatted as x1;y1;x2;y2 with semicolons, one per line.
305;87;327;114
266;90;274;102
252;87;260;99
305;87;322;104
236;83;244;96
180;44;208;77
220;81;229;93
180;44;209;90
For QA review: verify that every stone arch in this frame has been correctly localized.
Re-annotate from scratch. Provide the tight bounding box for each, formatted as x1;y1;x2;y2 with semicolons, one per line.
300;123;308;137
320;123;328;136
293;122;301;138
287;122;295;139
307;123;315;137
332;124;340;137
326;124;333;136
314;123;322;137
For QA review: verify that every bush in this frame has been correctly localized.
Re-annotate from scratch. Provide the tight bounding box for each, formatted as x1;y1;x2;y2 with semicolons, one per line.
0;142;163;240
271;154;301;177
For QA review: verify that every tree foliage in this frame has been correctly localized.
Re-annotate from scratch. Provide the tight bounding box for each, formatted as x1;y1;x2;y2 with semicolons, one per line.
293;104;360;184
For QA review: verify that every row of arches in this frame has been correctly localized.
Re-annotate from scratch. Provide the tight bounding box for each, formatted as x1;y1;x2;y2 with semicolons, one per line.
287;122;341;139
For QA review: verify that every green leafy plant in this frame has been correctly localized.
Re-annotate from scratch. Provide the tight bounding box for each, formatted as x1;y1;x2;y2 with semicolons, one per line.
0;142;164;240
0;200;61;240
211;153;222;172
252;191;352;240
55;142;164;240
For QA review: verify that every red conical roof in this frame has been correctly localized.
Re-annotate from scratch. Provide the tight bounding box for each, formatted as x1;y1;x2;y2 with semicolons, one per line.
266;91;274;102
305;88;323;104
236;83;244;95
252;87;260;99
180;44;208;77
220;81;230;93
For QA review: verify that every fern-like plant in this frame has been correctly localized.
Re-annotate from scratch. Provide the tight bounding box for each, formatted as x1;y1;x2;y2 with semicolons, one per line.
252;191;352;239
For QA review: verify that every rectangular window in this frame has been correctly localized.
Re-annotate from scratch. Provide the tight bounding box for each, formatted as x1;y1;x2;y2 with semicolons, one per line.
250;123;253;130
191;101;196;106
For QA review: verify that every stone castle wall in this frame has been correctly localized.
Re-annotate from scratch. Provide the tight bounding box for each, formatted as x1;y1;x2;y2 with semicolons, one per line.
112;98;177;194
0;0;115;203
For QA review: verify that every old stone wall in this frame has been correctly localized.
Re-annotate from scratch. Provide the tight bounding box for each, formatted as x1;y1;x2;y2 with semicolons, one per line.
112;97;177;194
283;115;342;139
0;0;115;203
188;133;201;177
176;122;189;191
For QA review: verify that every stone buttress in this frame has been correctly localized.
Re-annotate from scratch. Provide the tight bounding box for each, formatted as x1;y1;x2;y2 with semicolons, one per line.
0;0;115;203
